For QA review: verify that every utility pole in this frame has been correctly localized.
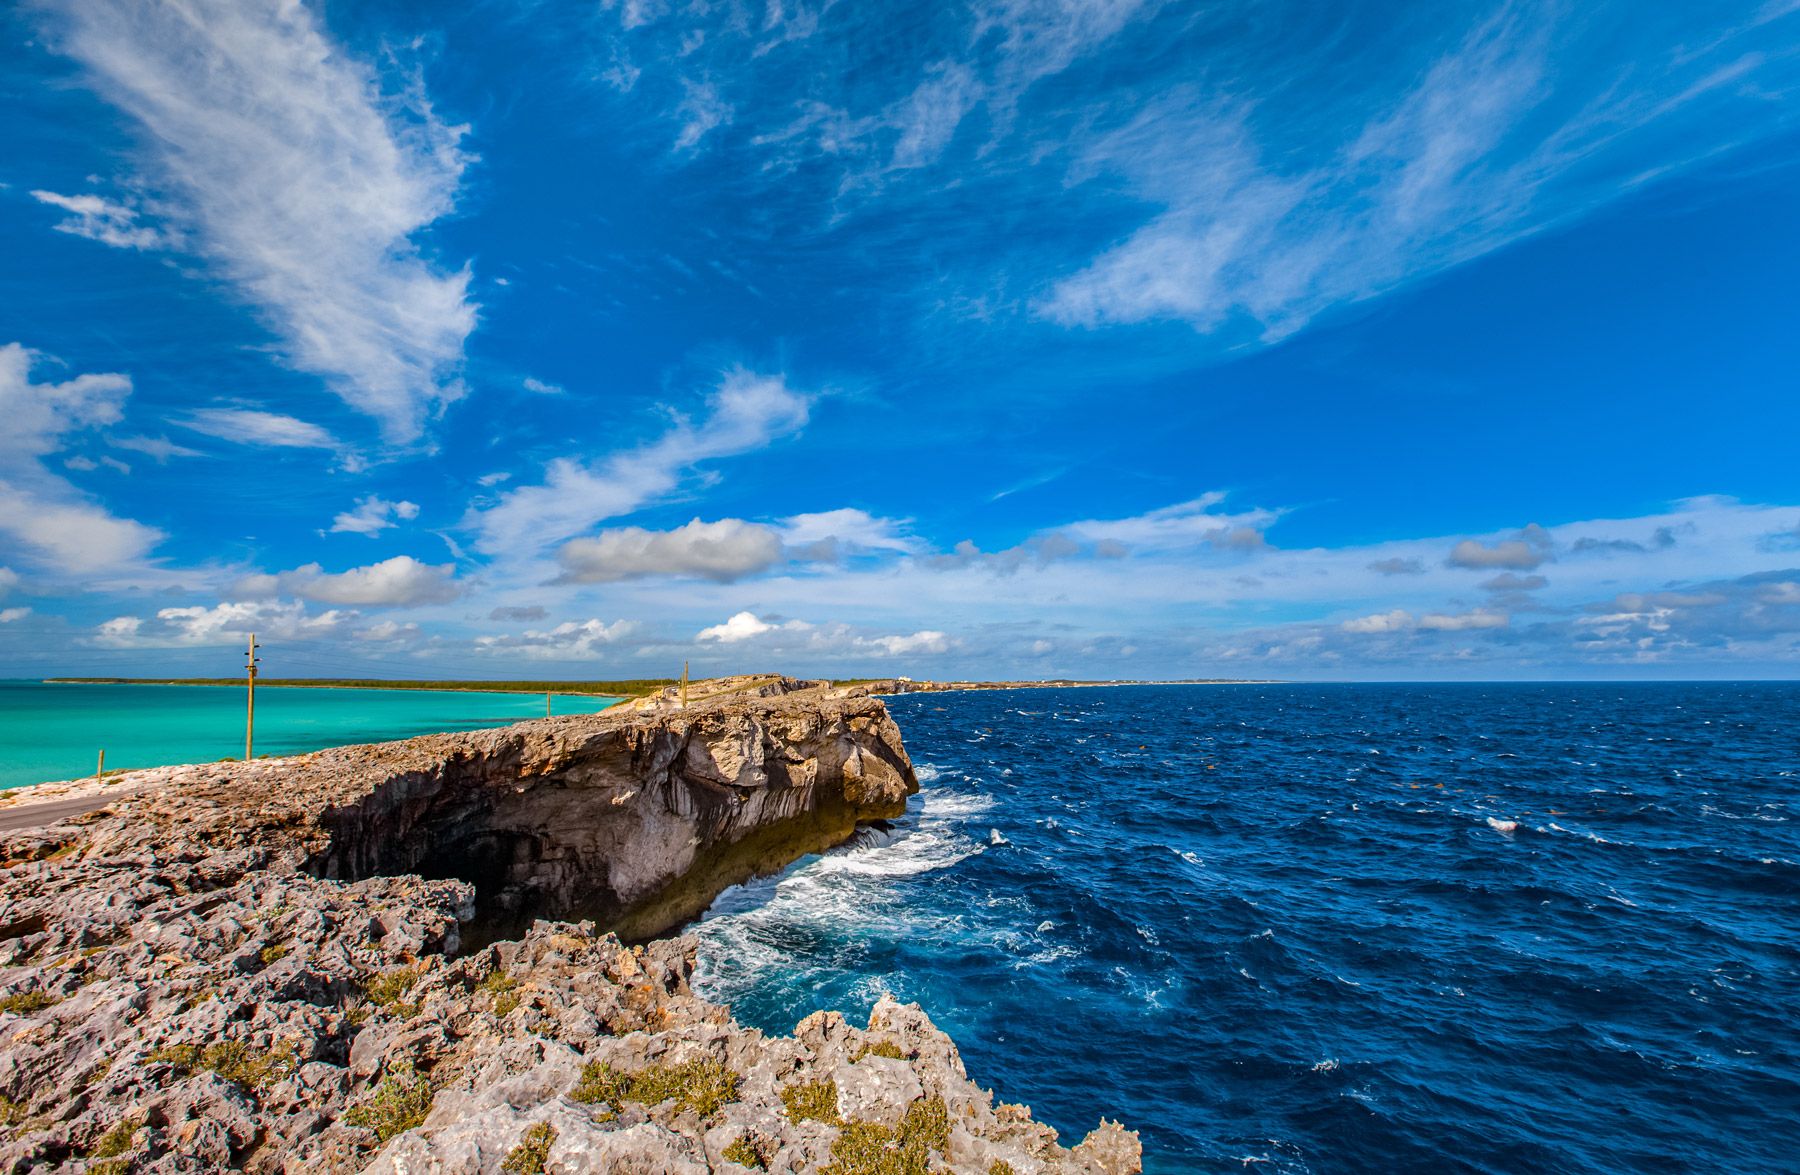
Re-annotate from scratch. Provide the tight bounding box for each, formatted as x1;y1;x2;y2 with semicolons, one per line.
680;661;689;709
245;633;259;761
546;691;552;718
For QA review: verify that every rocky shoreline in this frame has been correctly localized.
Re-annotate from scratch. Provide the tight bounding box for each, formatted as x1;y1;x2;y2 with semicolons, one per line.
0;678;1140;1173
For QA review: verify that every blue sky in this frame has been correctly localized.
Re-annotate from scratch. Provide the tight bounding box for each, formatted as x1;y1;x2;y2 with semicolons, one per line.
2;0;1799;680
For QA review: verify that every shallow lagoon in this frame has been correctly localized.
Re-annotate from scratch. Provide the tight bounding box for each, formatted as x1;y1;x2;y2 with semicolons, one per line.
0;681;619;789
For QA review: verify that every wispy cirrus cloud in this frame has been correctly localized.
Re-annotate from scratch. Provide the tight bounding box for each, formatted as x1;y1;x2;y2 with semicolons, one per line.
469;367;811;560
175;408;339;451
41;0;476;441
29;189;172;250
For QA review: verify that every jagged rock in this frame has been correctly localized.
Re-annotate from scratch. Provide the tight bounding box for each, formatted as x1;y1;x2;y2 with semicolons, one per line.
0;680;1140;1173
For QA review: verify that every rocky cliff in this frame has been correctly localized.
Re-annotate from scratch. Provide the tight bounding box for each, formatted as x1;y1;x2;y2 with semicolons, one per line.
0;680;1140;1173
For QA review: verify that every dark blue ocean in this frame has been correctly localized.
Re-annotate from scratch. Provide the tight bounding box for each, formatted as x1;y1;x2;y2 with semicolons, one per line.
692;684;1800;1173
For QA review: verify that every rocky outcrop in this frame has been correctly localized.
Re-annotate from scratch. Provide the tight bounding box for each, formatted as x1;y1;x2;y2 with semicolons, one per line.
0;680;1141;1173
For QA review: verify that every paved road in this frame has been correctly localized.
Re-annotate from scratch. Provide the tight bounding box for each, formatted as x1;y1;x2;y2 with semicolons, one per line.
0;794;112;833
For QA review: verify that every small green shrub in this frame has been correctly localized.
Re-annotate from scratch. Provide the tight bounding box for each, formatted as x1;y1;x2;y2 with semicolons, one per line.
345;1067;435;1143
362;968;422;1018
780;1077;841;1126
851;1040;905;1061
500;1121;557;1173
259;944;288;965
90;1116;140;1158
990;1163;1019;1175
147;1039;297;1089
821;1097;950;1175
481;970;522;1016
0;990;59;1014
570;1057;739;1120
723;1134;768;1169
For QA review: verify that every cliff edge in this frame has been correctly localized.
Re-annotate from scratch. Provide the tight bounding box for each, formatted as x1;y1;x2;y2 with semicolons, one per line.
0;678;1141;1173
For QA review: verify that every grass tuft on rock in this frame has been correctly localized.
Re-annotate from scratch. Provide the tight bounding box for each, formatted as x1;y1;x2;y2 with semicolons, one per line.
990;1163;1019;1175
0;990;59;1014
146;1039;298;1089
723;1134;769;1169
500;1121;557;1173
780;1077;842;1126
821;1096;951;1175
479;969;521;1016
259;944;288;965
570;1057;739;1120
344;1066;435;1143
362;967;423;1018
851;1040;906;1062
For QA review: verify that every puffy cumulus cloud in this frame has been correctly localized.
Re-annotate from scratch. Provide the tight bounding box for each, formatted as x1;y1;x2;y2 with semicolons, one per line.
330;496;420;537
475;619;639;660
45;0;475;441
1342;608;1508;634
356;620;421;642
1447;524;1552;570
0;343;164;573
557;518;785;584
471;368;812;560
1368;557;1425;576
94;599;355;648
1341;609;1412;634
30;189;171;250
0;607;30;623
696;611;807;643
235;556;460;607
694;611;955;657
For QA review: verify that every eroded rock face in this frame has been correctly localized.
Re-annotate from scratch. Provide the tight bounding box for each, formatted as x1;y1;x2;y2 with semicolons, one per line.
0;683;1141;1173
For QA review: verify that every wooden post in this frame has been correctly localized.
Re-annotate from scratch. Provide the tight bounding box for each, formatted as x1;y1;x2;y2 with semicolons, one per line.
96;748;104;784
546;692;552;718
680;661;689;709
245;633;259;761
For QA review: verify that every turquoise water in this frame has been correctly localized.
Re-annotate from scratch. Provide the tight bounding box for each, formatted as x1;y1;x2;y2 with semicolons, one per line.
0;681;620;790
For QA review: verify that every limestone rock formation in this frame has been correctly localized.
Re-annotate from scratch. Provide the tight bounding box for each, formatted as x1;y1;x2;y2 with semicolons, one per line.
0;681;1141;1173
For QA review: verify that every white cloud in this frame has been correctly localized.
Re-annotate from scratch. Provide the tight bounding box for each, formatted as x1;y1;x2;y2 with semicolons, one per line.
696;610;802;643
0;607;30;623
1342;609;1413;634
1065;494;1278;552
1038;10;1796;341
30;189;170;250
1447;525;1553;570
1418;609;1509;631
778;508;918;555
675;80;732;149
330;495;420;537
694;610;956;657
110;435;201;462
0;343;163;573
522;377;565;395
470;368;811;559
94;599;355;648
475;618;639;659
235;556;460;607
177;408;339;451
46;0;475;440
557;517;785;583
